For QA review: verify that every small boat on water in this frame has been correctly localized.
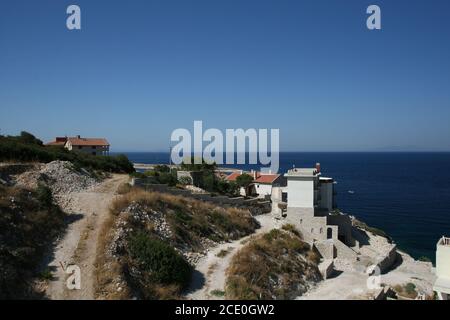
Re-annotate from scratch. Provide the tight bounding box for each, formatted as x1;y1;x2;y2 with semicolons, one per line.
348;190;355;194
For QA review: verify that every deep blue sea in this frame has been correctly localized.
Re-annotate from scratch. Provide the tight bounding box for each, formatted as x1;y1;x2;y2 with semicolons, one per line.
120;152;450;262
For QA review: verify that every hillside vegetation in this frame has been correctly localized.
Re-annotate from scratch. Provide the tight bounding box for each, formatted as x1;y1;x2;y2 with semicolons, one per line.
226;228;322;300
0;183;65;299
0;132;134;173
98;189;259;299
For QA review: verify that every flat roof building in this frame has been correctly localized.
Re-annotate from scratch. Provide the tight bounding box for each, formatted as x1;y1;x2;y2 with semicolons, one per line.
434;236;450;300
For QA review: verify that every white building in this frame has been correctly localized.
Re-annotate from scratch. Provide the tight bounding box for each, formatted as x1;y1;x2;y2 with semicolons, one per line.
282;163;356;255
433;236;450;300
285;163;336;211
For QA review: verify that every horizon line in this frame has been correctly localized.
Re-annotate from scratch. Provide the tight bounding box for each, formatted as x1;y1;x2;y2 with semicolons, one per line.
110;150;450;153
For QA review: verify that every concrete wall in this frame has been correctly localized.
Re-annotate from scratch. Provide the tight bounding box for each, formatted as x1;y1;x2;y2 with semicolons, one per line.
376;244;398;273
314;240;335;260
287;177;315;208
327;214;355;246
285;208;338;243
255;183;272;198
320;180;334;211
333;239;358;260
318;259;335;280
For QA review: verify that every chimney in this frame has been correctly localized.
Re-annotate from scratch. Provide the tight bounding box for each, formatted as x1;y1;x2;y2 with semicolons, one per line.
76;135;81;139
315;162;321;173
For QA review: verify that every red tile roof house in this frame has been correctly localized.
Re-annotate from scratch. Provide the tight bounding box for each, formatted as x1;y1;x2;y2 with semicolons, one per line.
225;170;286;198
46;135;110;156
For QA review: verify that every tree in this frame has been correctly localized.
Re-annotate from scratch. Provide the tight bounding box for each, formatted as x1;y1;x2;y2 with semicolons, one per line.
19;131;43;145
235;173;254;196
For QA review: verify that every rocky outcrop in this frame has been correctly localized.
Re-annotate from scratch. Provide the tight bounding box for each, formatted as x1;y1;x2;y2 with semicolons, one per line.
10;161;98;207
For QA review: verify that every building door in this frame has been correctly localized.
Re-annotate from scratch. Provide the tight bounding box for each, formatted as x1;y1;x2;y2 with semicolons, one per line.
327;228;333;239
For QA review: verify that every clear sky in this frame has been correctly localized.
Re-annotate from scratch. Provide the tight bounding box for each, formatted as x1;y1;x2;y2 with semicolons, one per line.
1;0;450;152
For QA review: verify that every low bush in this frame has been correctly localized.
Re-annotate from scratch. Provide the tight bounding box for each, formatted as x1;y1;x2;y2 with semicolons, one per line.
418;256;431;262
126;231;191;299
394;282;418;299
117;183;132;195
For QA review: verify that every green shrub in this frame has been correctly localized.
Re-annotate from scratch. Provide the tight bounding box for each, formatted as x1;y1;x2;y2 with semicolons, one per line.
39;268;55;281
0;184;65;298
127;232;191;287
405;283;416;295
210;289;225;297
419;256;431;262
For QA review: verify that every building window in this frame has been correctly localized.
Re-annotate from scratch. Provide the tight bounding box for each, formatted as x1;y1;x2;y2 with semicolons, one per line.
320;228;323;234
300;219;303;224
92;146;96;149
311;228;314;234
78;146;82;149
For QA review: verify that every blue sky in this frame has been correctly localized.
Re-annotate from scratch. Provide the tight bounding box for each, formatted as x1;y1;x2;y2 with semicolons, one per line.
1;0;450;152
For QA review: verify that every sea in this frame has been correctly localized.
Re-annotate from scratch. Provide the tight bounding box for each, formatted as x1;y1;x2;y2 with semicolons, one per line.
118;151;450;262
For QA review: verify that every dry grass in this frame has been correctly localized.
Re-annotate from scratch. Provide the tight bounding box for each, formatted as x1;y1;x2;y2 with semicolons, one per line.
225;229;322;300
116;182;132;195
94;197;130;300
281;223;303;238
216;248;232;258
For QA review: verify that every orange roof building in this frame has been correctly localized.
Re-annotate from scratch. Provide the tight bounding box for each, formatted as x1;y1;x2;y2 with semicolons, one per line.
225;170;285;198
46;135;110;156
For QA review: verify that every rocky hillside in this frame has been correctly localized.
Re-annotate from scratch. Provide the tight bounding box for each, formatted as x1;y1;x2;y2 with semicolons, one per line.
96;189;260;299
0;181;65;298
0;160;104;299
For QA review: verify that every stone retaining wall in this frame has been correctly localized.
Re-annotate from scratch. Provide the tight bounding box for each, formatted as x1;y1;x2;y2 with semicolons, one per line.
131;178;271;215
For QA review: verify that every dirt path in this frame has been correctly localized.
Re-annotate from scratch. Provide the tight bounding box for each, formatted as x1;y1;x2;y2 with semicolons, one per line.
45;174;128;300
185;213;280;300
